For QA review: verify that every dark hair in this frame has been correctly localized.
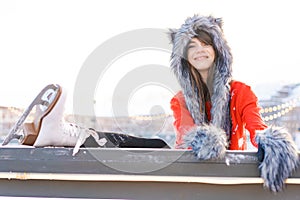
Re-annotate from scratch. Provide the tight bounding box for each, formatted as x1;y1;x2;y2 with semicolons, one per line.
195;30;213;46
182;30;215;122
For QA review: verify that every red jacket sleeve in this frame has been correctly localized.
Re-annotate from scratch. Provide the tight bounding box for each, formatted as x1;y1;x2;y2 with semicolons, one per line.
170;92;195;148
237;83;267;147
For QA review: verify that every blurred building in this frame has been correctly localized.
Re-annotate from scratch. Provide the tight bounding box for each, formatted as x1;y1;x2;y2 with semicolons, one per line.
259;83;300;150
259;83;300;135
0;106;24;136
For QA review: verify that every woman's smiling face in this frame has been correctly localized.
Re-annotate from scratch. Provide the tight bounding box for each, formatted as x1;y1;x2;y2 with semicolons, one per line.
187;37;215;81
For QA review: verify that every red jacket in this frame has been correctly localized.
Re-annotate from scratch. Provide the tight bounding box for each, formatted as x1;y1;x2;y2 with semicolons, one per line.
170;81;267;150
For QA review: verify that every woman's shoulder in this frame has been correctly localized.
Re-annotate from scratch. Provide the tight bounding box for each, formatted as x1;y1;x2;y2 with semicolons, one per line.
171;91;185;104
230;80;258;100
172;91;185;100
231;80;253;92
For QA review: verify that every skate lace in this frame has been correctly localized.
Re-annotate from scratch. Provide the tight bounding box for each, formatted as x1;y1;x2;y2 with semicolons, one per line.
61;121;85;138
60;121;108;156
59;121;90;156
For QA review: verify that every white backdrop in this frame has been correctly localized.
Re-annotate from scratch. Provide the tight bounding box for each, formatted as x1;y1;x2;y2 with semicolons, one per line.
1;0;299;116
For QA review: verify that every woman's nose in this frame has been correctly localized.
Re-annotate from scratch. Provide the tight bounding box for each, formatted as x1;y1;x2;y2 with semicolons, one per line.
195;45;205;52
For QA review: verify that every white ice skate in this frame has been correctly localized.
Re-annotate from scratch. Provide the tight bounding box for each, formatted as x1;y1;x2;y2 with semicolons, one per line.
2;84;94;153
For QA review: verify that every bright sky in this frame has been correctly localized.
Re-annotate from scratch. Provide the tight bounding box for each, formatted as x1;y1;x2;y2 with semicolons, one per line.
1;0;300;116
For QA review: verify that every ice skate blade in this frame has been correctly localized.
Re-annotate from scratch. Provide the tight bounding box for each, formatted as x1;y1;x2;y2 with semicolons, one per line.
2;84;62;146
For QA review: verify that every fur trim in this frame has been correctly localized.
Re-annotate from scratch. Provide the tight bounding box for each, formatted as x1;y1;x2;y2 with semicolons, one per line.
256;126;299;192
169;15;232;135
183;124;228;160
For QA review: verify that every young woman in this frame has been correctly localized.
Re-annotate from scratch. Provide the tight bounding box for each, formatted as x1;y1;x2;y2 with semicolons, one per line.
168;15;298;192
169;15;267;151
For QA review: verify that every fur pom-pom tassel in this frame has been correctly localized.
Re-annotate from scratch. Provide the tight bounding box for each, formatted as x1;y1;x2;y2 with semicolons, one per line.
255;126;299;192
184;124;228;160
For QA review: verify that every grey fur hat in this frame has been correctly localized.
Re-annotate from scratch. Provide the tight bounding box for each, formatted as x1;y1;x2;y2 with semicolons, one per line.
169;15;232;159
170;15;232;128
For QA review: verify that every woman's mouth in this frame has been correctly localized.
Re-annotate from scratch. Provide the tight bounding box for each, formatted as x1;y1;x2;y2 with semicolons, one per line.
194;55;207;61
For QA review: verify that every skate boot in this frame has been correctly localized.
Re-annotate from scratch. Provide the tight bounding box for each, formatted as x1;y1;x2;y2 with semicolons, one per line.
31;84;80;147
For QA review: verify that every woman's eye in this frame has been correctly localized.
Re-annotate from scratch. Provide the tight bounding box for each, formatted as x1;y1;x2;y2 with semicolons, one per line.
188;45;195;49
200;41;209;46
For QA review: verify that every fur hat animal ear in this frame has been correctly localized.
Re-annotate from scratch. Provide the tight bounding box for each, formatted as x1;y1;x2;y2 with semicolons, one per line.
214;18;223;28
168;28;178;43
209;17;224;32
